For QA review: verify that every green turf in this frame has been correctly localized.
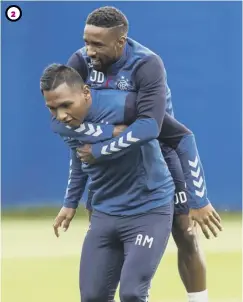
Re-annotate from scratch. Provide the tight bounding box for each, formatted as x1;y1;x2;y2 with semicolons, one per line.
1;207;242;221
1;206;88;219
1;217;242;302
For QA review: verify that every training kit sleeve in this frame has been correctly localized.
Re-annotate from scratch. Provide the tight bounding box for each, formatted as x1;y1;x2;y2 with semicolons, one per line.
159;114;209;209
62;137;88;209
91;55;166;160
51;118;114;143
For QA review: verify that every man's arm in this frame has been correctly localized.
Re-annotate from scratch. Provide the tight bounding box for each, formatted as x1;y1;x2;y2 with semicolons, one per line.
52;137;89;237
159;115;209;209
63;145;88;209
51;118;116;144
89;55;166;160
158;114;222;238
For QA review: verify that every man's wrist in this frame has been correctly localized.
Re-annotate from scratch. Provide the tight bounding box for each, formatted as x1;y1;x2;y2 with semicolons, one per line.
63;201;79;209
113;125;128;137
189;199;210;209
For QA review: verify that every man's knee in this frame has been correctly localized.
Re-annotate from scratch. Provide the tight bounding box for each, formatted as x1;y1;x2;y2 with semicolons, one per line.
119;287;144;302
81;288;109;302
172;215;200;254
120;278;149;302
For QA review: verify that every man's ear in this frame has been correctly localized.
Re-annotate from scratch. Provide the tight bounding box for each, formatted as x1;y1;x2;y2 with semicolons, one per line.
83;85;91;102
118;35;127;49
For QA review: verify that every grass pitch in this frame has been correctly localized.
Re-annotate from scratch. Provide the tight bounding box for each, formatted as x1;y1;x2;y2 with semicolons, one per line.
1;213;242;302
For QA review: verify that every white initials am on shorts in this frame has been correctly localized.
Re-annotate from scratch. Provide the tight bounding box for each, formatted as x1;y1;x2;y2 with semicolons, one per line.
135;234;154;248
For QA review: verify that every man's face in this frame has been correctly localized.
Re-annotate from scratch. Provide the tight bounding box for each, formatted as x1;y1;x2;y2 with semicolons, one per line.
83;25;125;71
43;83;91;127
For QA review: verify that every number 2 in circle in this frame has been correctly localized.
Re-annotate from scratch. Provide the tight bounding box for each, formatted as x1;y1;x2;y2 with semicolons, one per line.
5;5;22;22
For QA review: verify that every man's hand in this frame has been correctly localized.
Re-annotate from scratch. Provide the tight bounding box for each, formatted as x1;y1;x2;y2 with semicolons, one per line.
76;125;128;163
76;144;96;164
189;203;223;239
53;207;76;238
113;125;128;137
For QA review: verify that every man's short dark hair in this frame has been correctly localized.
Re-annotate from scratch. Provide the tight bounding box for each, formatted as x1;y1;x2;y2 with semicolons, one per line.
86;6;129;34
40;64;84;92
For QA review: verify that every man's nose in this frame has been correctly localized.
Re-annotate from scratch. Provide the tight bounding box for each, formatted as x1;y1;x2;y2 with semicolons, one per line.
56;109;68;122
86;45;97;58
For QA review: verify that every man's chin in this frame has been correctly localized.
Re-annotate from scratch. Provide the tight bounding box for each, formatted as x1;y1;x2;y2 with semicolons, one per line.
67;121;81;128
92;62;104;71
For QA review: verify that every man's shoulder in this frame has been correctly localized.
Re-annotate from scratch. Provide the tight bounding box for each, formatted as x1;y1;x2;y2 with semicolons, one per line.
69;46;86;58
127;37;160;61
68;47;91;64
126;38;163;75
67;47;90;79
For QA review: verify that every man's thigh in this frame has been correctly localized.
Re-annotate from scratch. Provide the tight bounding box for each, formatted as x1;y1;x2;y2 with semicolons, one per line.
161;144;189;215
118;203;173;300
80;211;123;302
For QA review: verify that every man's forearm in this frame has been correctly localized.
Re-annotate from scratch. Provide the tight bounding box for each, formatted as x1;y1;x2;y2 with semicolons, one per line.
52;118;115;144
62;140;89;209
157;114;209;209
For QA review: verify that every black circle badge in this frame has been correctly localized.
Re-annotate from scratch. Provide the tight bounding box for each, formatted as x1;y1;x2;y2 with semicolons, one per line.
5;5;22;22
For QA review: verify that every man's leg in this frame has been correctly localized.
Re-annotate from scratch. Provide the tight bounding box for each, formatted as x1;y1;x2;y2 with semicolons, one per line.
119;202;173;302
172;214;207;292
80;211;123;302
162;145;208;301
